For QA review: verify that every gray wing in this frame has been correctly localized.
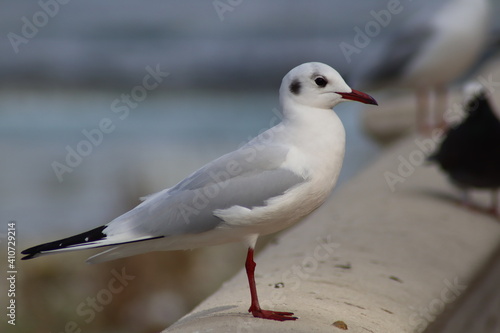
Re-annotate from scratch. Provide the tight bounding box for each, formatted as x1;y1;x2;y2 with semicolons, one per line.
370;25;434;83
351;16;435;88
104;144;307;238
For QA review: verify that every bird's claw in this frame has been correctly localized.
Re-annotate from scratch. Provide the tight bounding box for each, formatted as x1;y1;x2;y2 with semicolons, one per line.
249;307;297;321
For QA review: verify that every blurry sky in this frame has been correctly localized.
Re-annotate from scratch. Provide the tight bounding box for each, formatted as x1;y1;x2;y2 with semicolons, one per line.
2;0;499;90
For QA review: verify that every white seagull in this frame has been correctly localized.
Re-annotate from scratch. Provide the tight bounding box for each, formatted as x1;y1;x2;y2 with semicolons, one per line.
22;62;377;321
352;0;490;132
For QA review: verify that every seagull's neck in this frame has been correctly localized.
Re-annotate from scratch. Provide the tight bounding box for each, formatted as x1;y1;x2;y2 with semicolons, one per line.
275;100;346;191
281;100;343;129
280;101;346;155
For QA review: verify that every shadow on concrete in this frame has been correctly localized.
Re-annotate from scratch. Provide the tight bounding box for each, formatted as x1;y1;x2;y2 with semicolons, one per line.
170;305;240;326
405;187;498;220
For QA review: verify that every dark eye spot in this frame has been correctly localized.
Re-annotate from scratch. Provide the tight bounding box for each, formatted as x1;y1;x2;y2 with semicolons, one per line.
315;77;328;87
289;79;301;95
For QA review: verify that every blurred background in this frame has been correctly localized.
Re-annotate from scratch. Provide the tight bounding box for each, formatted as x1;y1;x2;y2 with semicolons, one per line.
1;1;500;332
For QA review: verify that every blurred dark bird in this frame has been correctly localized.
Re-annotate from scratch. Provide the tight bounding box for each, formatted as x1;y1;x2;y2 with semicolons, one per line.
351;0;491;132
428;83;500;215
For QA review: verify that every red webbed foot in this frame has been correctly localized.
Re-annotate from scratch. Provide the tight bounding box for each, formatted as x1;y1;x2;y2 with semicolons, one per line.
249;306;297;321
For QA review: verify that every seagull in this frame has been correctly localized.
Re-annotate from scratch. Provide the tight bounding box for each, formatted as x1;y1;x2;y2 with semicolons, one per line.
22;62;377;321
428;83;500;216
351;0;490;132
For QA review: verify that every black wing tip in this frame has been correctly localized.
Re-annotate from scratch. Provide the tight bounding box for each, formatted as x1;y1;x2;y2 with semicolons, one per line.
21;225;107;260
426;153;437;163
21;253;37;260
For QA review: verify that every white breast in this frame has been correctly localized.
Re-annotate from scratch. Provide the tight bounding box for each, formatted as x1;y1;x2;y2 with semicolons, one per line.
216;106;346;236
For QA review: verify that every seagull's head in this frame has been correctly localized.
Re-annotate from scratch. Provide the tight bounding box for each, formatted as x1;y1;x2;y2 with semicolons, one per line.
280;62;378;110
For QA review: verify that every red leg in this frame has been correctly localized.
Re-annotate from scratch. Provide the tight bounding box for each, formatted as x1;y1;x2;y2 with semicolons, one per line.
416;88;430;134
434;85;448;131
245;247;297;321
459;189;499;219
489;190;499;218
459;188;483;212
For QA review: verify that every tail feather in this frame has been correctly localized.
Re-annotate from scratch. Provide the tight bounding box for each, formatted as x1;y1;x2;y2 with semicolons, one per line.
426;152;438;163
21;225;163;260
21;226;107;260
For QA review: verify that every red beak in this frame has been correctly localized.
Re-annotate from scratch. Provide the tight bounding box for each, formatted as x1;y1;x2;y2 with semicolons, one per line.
337;89;378;105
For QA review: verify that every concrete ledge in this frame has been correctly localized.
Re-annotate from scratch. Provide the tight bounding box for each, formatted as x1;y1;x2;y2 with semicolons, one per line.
164;137;500;333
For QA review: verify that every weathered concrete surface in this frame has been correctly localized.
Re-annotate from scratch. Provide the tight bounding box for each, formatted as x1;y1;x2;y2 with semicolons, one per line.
425;244;500;333
164;137;500;333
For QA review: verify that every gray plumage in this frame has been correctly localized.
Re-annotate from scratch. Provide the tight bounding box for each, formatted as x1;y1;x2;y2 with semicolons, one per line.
356;24;434;88
105;143;307;238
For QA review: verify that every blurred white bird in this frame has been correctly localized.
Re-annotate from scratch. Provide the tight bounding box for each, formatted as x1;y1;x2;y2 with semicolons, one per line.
22;62;377;321
352;0;491;132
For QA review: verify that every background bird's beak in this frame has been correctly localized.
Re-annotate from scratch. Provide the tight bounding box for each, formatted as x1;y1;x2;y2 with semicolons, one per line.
338;89;378;105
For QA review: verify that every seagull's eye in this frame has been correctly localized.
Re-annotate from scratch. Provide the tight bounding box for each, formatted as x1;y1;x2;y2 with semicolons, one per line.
314;77;328;87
